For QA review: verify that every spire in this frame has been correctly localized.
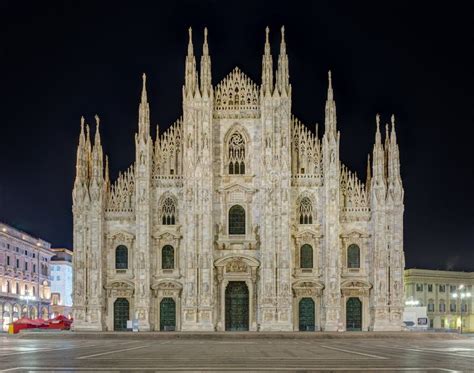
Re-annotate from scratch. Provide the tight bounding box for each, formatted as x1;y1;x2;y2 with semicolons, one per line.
261;26;273;96
276;25;289;96
138;73;150;140
324;70;337;137
141;72;148;104
366;153;372;194
200;27;212;97
184;27;198;97
372;114;386;195
91;115;104;185
74;116;87;186
94;114;101;148
388;114;403;201
104;154;110;188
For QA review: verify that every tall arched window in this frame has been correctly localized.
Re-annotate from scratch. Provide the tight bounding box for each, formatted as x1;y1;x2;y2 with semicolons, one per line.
298;197;313;224
161;197;177;225
229;205;246;235
6;281;10;293
439;299;446;312
300;244;313;269
347;244;360;269
15;283;19;294
228;132;246;175
162;245;175;270
115;245;128;270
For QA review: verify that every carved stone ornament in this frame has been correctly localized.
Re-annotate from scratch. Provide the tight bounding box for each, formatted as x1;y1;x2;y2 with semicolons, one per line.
226;258;248;273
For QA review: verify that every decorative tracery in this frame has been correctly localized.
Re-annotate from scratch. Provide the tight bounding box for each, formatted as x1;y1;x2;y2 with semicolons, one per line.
298;197;313;224
161;197;177;225
228;132;246;175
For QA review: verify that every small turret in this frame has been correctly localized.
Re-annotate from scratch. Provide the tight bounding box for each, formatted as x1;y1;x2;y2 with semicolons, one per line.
261;27;273;96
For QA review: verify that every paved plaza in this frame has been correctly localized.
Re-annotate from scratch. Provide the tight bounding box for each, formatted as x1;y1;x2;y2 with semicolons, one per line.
1;333;474;372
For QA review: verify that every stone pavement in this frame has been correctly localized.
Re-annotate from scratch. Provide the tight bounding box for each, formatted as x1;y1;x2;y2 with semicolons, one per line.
1;333;473;372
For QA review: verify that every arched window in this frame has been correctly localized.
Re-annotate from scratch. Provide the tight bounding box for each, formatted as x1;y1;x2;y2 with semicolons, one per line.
428;299;435;312
6;281;10;293
24;284;28;295
162;245;175;270
298;197;313;224
300;244;313;269
15;283;19;294
115;245;128;270
228;205;245;235
161;197;177;225
228;132;246;175
347;244;360;269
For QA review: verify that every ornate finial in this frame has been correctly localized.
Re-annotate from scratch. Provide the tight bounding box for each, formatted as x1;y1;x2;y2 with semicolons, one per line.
203;27;209;55
281;25;285;40
376;114;381;132
95;114;100;127
327;70;333;100
265;26;269;42
141;73;148;103
187;27;193;55
80;116;85;133
391;114;395;128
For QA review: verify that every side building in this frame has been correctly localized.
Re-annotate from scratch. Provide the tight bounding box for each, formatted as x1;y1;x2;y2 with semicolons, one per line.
405;269;474;332
50;248;73;318
0;221;54;331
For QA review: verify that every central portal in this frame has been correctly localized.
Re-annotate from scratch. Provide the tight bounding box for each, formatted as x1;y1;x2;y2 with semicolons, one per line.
225;281;249;331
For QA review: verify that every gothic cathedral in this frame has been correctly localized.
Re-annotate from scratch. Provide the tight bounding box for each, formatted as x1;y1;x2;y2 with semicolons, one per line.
72;27;405;332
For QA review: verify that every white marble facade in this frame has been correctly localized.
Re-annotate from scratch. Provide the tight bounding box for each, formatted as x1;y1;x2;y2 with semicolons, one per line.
72;27;405;332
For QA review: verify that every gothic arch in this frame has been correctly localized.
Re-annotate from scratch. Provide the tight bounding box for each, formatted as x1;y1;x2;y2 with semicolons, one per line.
224;125;251;175
296;193;316;225
158;193;178;225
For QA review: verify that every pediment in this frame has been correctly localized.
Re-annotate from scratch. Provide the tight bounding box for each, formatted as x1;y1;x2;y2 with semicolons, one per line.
340;279;372;290
106;231;135;243
153;229;182;240
105;280;135;290
293;227;322;238
340;230;370;239
218;182;256;194
214;254;260;268
151;280;183;290
292;280;325;290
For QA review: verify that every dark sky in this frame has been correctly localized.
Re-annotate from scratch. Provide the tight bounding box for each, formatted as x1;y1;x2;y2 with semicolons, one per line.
1;1;473;271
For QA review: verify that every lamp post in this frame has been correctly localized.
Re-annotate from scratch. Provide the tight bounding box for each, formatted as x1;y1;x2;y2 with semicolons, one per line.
451;284;472;334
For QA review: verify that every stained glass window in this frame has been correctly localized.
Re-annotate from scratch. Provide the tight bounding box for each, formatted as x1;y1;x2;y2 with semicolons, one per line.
347;244;360;268
299;197;313;224
300;244;313;268
115;245;128;269
162;245;175;269
229;205;245;235
161;197;176;225
228;132;246;175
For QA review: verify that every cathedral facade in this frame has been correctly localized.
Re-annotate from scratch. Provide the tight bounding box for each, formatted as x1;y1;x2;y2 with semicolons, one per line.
72;27;405;332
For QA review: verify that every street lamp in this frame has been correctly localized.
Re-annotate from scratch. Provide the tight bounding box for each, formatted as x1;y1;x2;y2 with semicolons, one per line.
451;284;472;334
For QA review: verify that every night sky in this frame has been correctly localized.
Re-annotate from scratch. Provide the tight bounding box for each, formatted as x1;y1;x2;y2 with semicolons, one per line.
1;1;473;271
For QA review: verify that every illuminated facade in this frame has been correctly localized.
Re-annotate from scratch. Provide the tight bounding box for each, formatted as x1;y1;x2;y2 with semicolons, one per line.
0;221;53;331
405;269;474;332
72;27;405;332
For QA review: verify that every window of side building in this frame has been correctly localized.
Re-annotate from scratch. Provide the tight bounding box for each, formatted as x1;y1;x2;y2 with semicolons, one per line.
427;284;433;292
439;285;445;292
416;284;423;292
